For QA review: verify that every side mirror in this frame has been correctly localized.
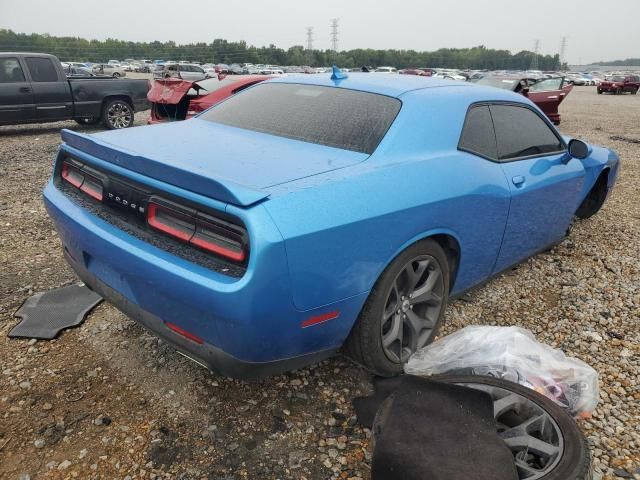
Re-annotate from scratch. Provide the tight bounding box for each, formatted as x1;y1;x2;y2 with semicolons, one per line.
568;139;590;160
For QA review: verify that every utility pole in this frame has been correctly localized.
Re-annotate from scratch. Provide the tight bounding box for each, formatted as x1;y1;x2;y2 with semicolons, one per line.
306;27;314;51
530;39;540;71
330;18;339;54
559;37;567;71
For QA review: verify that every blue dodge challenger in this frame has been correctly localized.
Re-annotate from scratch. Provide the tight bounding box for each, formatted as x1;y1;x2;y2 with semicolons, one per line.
43;72;619;377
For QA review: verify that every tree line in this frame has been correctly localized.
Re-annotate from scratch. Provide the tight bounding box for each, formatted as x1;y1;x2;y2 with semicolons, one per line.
0;29;564;70
592;58;640;67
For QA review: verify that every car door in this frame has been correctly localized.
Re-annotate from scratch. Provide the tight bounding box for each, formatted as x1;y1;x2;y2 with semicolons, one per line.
0;56;36;123
24;56;72;121
490;103;585;273
526;78;568;121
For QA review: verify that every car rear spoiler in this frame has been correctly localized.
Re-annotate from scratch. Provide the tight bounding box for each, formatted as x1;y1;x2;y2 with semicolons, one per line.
60;129;270;207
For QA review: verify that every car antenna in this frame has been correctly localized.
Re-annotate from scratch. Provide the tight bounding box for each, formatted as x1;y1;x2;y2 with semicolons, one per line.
330;65;348;82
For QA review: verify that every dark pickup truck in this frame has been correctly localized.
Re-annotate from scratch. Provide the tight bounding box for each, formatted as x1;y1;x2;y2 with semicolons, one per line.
0;53;150;129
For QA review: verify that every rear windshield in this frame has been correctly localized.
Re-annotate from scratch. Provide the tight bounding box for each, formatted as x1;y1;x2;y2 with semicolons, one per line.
198;83;402;154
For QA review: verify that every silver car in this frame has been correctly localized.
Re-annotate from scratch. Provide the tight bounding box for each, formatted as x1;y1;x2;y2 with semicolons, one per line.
158;63;210;81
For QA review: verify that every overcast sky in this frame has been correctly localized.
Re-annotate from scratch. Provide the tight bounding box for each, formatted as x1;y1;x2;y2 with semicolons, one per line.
1;0;638;64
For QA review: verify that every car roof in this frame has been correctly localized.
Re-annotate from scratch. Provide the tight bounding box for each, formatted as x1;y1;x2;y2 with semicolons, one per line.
266;72;473;98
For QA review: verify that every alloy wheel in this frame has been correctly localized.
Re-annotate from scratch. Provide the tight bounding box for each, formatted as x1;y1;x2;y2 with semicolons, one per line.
380;255;445;363
461;382;564;480
107;103;133;129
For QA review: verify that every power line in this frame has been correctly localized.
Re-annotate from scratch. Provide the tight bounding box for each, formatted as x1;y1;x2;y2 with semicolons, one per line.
306;27;313;51
330;18;339;53
559;37;567;71
530;39;540;70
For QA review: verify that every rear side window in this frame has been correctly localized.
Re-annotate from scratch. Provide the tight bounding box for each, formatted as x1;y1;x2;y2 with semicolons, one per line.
490;105;564;160
458;105;497;160
199;83;401;154
0;57;25;83
25;57;59;82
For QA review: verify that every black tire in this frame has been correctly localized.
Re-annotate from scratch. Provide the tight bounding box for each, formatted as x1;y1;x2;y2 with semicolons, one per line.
345;239;450;376
434;375;592;480
596;89;602;95
112;72;120;78
576;173;608;219
632;87;638;95
101;99;134;130
74;117;101;126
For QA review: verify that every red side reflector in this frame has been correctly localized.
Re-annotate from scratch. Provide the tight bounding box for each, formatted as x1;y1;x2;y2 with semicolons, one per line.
164;321;204;344
301;310;340;328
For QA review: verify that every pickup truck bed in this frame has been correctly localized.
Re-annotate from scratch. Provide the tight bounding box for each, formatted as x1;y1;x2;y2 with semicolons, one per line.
0;52;150;129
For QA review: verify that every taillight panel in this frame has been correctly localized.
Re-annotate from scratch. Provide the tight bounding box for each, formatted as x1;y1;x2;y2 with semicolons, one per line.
58;157;249;266
146;197;248;263
61;161;104;201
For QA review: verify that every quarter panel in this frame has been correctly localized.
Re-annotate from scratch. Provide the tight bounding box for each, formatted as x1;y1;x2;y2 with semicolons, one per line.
265;152;511;310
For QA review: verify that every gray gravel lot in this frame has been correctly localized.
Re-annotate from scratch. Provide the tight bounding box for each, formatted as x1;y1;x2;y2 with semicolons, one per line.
0;87;638;480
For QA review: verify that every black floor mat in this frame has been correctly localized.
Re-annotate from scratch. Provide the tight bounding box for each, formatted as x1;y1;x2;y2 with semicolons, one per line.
9;284;103;339
355;375;519;480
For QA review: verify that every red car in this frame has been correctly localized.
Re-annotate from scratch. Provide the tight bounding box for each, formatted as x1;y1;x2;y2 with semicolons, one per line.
147;75;270;124
398;68;430;76
474;76;573;125
597;75;640;95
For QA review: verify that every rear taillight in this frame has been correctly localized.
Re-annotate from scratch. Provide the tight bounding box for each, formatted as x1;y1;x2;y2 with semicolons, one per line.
61;161;103;201
146;199;247;263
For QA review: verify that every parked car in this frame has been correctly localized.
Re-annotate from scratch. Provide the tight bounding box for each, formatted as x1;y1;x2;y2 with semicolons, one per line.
597;75;640;95
44;74;619;378
147;75;270;123
398;68;429;76
0;52;149;129
474;75;573;124
155;63;210;82
92;63;126;78
565;73;588;86
374;66;398;74
64;66;96;77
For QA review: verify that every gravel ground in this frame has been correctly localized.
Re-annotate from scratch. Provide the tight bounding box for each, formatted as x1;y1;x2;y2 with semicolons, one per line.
0;87;638;480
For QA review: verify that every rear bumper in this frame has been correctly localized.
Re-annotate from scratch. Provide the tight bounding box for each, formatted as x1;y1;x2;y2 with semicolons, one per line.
70;255;336;378
43;180;364;376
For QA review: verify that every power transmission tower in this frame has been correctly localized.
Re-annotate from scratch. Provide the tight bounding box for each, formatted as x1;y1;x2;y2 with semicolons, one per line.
330;18;339;53
306;27;314;51
559;37;567;71
530;39;540;70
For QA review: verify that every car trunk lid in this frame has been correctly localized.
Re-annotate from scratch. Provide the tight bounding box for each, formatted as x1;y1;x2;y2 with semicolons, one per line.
60;120;368;207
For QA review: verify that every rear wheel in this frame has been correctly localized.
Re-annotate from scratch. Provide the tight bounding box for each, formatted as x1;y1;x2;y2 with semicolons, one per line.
434;375;592;480
112;72;120;78
102;99;134;129
345;239;449;376
632;87;639;95
597;89;602;94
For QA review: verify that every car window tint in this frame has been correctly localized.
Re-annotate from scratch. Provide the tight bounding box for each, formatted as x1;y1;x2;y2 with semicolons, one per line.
530;78;562;91
459;105;497;159
25;57;59;82
0;57;25;83
199;83;401;154
490;105;564;160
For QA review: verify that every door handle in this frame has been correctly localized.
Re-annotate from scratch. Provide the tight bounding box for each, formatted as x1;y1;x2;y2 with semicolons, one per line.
19;87;31;93
512;175;525;187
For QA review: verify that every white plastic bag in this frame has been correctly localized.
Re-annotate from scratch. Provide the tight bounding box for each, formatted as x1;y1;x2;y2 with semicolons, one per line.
405;326;599;417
